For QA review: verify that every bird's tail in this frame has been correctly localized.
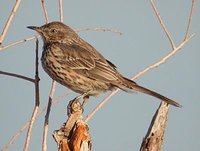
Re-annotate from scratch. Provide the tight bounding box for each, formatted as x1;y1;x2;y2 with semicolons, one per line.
118;77;182;108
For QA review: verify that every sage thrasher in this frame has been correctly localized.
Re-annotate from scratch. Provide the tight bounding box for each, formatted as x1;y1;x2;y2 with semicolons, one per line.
27;22;181;108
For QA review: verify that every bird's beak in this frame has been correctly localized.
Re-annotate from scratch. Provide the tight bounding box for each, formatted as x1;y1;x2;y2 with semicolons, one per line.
27;26;41;32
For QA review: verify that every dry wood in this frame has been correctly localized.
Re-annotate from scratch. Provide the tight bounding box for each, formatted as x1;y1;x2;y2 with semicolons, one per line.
24;38;40;151
0;0;21;44
53;99;91;151
140;102;169;151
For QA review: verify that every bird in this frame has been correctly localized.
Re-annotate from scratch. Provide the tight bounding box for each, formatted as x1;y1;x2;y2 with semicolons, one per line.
27;21;181;108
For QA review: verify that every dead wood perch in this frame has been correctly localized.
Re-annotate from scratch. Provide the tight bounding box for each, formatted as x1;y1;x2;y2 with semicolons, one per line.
140;102;170;151
53;99;92;151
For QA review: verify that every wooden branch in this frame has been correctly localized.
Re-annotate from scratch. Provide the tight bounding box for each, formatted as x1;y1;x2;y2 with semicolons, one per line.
75;27;123;35
85;89;119;122
53;99;92;151
149;0;176;49
140;102;169;151
41;0;49;23
132;34;194;80
42;80;57;151
59;0;64;22
184;0;196;40
0;36;38;52
24;38;40;151
0;0;21;44
0;70;35;83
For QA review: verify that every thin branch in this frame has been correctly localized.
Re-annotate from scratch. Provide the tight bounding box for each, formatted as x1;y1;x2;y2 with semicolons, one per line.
35;38;40;106
41;0;49;23
132;34;194;80
23;106;39;151
0;36;38;52
85;89;119;122
24;39;40;151
2;93;69;151
0;70;35;83
59;0;64;22
85;34;194;122
0;0;21;44
184;0;196;40
42;80;57;151
149;0;176;49
75;27;123;35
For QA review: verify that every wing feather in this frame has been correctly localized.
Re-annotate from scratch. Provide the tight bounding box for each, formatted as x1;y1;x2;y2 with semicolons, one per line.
55;41;121;82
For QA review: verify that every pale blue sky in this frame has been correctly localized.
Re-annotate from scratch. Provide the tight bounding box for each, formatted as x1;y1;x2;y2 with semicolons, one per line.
0;0;199;151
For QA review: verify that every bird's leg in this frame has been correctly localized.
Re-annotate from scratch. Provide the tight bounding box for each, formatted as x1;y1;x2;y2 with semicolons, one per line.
71;91;91;112
80;90;93;109
67;97;82;116
74;94;83;102
82;96;90;109
67;93;87;115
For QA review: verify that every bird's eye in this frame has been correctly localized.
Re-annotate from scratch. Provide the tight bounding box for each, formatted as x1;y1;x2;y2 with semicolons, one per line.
51;29;57;33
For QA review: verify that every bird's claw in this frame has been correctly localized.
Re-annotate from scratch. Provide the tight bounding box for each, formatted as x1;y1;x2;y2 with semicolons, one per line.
67;97;82;116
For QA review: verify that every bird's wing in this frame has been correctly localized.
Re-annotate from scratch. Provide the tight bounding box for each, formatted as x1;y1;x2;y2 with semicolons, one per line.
57;42;97;70
86;59;119;81
57;42;120;82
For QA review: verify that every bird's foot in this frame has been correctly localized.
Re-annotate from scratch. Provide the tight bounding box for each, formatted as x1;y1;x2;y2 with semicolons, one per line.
67;93;90;115
67;97;82;116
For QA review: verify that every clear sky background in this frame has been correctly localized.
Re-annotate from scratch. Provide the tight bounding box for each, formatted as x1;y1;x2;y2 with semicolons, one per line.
0;0;199;151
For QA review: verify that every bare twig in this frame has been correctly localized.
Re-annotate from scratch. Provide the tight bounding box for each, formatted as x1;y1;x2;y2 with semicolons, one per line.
0;36;39;52
0;70;35;83
184;0;196;40
75;27;123;35
149;0;176;49
85;32;194;122
85;89;118;122
42;80;57;151
41;0;49;23
24;39;40;151
34;38;40;107
0;0;21;44
133;34;194;80
59;0;64;22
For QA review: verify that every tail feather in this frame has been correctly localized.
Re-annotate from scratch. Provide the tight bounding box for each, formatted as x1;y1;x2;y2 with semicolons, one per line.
118;77;182;108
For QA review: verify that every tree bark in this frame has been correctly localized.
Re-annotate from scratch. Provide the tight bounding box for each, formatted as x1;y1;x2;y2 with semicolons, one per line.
140;102;170;151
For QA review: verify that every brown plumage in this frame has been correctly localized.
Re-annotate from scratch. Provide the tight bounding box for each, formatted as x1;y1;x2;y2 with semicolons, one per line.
27;21;181;107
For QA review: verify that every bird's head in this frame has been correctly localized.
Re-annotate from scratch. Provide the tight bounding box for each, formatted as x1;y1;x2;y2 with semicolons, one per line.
27;22;77;44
